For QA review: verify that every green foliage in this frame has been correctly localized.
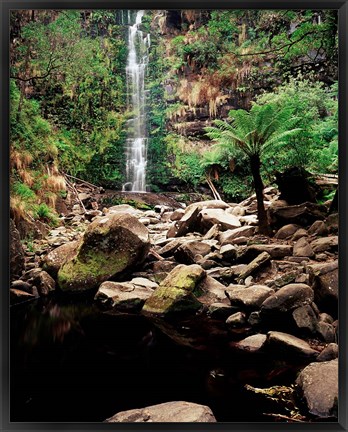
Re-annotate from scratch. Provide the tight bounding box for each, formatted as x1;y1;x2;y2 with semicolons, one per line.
256;77;338;173
219;174;252;202
100;196;154;210
13;182;35;200
206;103;301;158
34;203;56;224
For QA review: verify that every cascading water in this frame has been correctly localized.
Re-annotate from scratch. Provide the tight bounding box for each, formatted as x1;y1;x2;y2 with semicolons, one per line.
122;10;150;192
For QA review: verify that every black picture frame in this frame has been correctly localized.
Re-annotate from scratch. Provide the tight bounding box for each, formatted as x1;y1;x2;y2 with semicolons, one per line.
1;1;347;431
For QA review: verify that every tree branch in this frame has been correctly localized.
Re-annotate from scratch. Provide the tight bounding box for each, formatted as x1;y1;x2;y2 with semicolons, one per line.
234;29;327;57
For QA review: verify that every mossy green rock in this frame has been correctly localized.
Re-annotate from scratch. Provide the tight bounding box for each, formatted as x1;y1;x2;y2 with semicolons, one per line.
142;264;205;316
57;213;150;292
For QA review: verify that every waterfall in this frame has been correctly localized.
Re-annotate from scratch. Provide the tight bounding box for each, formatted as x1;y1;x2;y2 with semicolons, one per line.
122;10;150;192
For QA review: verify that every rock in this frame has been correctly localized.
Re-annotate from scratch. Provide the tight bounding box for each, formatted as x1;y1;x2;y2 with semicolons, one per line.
226;285;274;310
239;215;258;225
174;241;211;264
274;167;321;204
32;271;56;296
170;209;185;221
11;280;33;293
261;284;314;315
317;343;338;362
43;240;80;277
238;252;271;280
269;202;327;227
296;359;338;418
266;331;319;359
78;192;90;202
107;204;143;217
158;238;184;257
232;334;267;353
10;288;35;305
325;213;338;233
291;228;308;241
310;236;338;253
274;224;300;239
240;244;293;261
95;281;154;313
185;200;230;213
316;321;336;343
219;244;238;261
142;264;205;317
206;265;246;282
269;271;299;289
307;261;338;317
293;237;314;258
199;209;241;232
226;312;246;328
57;213;150;292
10;219;25;280
130;277;158;290
229;205;245;217
173;206;200;237
207;303;238;319
197;276;229;304
308;220;328;236
292;305;318;334
248;311;262;326
319;313;334;324
219;226;255;245
203;224;220;240
105;401;217;423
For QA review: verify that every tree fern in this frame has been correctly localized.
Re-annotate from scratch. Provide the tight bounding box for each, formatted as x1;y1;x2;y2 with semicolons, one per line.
204;102;302;235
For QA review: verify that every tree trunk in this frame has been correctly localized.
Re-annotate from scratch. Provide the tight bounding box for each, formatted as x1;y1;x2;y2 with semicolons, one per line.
249;154;271;235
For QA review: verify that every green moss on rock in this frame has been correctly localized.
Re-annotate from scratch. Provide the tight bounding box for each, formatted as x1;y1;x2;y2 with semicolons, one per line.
142;264;205;316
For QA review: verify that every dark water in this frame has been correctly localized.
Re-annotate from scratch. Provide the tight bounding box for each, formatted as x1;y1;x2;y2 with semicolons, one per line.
10;296;292;423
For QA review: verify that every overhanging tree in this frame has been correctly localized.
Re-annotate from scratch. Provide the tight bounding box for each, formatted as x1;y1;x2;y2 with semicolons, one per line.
205;103;301;235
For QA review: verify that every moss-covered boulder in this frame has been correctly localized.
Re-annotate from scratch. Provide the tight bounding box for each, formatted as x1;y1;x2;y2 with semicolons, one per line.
57;213;150;292
142;264;205;317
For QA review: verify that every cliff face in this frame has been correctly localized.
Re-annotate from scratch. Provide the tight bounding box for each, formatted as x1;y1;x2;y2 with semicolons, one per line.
148;9;337;140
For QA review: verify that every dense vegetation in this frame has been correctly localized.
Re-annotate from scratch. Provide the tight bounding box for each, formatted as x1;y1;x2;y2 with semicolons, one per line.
10;9;338;228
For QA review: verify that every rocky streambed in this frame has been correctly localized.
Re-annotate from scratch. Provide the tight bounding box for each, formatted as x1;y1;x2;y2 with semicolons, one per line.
10;188;339;423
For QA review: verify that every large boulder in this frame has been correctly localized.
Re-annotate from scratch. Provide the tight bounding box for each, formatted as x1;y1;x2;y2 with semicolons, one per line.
10;219;25;280
94;280;154;313
199;208;241;231
142;264;205;317
296;359;338;418
306;261;338;317
105;401;217;423
261;284;314;315
266;331;319;360
174;241;211;264
225;285;274;310
269;202;327;228
240;244;293;261
310;236;338;253
43;240;80;277
219;226;256;245
142;265;230;348
57;213;150;292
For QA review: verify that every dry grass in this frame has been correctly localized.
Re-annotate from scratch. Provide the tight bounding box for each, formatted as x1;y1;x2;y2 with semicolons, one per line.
18;169;34;187
10;196;28;224
10;149;33;170
45;192;57;208
182;10;197;24
44;174;66;192
177;76;228;118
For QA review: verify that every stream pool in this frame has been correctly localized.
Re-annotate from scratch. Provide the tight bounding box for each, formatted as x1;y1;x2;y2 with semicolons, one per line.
10;295;289;423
